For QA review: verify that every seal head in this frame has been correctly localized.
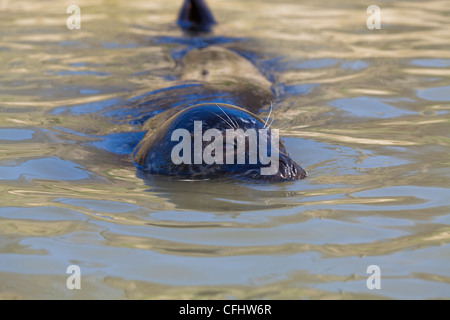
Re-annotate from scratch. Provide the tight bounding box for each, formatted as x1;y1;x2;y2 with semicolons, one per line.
133;103;306;181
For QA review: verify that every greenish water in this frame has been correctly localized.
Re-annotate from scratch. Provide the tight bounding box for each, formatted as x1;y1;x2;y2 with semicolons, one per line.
0;0;449;299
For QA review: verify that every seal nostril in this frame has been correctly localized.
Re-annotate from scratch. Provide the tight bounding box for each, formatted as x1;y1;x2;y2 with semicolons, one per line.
279;159;288;178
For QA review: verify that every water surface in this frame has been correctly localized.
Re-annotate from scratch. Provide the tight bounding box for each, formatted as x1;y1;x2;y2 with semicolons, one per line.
0;0;449;299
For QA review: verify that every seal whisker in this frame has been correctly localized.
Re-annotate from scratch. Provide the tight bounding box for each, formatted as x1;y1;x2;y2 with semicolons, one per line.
267;115;274;129
212;111;234;129
216;104;238;129
267;104;275;129
264;101;273;129
229;115;240;129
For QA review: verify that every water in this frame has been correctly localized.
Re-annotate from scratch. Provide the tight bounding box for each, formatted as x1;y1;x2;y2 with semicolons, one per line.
1;0;449;299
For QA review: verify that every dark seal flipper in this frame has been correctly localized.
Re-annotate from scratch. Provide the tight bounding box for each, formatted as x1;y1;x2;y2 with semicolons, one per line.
177;0;216;33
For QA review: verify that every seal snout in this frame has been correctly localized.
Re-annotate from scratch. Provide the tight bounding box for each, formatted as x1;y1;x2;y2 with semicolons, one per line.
278;154;307;180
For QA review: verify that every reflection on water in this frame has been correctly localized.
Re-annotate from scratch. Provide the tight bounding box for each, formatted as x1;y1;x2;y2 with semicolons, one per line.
0;0;450;299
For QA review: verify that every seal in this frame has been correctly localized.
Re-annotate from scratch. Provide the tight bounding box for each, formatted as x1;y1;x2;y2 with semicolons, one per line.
131;1;307;181
133;103;307;181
